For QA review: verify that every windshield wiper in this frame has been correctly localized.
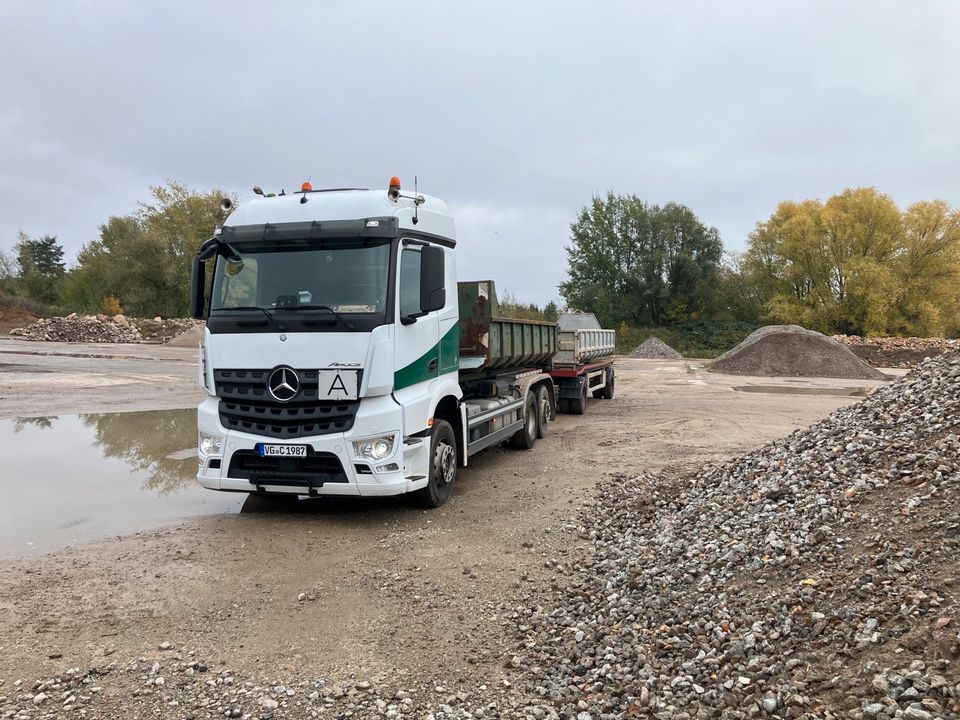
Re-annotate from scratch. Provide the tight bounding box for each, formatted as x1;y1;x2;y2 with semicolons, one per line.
278;304;356;330
217;306;286;332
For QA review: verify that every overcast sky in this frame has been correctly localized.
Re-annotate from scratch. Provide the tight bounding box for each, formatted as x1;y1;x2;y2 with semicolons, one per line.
2;1;958;305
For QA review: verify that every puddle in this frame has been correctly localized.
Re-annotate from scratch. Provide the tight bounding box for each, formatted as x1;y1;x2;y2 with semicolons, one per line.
0;409;242;558
732;385;872;398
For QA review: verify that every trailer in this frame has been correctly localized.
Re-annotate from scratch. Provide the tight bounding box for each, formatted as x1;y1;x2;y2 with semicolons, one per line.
188;177;613;508
550;312;616;414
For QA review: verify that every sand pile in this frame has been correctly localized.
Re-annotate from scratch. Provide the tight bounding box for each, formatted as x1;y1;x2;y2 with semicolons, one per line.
165;324;205;347
710;325;888;379
628;336;683;359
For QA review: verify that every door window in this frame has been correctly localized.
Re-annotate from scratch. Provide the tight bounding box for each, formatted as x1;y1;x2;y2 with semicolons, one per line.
399;248;422;316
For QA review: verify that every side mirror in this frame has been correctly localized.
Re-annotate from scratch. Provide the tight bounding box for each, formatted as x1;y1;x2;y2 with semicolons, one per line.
190;256;207;319
420;246;446;313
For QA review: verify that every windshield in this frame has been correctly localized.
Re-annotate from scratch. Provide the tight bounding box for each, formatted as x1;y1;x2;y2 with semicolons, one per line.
210;238;391;316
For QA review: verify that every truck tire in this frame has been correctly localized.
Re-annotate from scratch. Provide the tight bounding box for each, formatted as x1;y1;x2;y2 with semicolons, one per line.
509;391;538;449
570;381;587;415
535;385;552;438
411;420;457;508
601;367;615;399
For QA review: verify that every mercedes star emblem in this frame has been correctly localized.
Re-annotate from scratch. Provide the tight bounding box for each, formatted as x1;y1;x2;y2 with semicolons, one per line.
267;365;300;402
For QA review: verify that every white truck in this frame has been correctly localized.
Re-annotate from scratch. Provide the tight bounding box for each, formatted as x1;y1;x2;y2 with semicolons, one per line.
189;178;615;507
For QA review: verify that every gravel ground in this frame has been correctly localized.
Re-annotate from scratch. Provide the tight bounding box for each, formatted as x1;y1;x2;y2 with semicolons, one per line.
513;354;960;719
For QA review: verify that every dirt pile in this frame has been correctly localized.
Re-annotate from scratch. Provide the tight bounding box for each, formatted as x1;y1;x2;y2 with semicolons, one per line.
8;315;200;344
164;323;205;347
835;334;960;369
514;354;960;717
10;314;142;343
628;336;683;359
710;324;888;379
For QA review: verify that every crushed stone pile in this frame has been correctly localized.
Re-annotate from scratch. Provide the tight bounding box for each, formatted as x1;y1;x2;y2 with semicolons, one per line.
835;335;960;369
8;315;200;344
10;313;141;343
628;336;683;359
711;324;888;379
513;354;960;718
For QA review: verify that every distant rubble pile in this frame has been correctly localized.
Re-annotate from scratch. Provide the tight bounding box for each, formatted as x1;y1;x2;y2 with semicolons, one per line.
628;336;683;359
835;334;960;369
9;315;199;344
711;325;889;379
10;313;142;343
513;353;960;717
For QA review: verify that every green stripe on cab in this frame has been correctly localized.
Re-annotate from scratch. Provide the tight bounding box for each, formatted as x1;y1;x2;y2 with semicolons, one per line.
394;323;460;391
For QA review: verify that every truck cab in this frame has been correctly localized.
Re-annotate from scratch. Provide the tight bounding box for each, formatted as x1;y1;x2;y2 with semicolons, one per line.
191;180;464;506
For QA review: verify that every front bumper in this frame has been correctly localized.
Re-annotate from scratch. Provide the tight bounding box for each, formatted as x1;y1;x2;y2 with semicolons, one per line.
196;395;429;496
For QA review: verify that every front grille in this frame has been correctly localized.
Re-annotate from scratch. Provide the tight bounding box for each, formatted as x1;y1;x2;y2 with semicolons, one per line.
228;450;348;487
215;369;360;439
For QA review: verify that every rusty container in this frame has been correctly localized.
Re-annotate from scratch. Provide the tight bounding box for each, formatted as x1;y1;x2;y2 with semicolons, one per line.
458;281;557;372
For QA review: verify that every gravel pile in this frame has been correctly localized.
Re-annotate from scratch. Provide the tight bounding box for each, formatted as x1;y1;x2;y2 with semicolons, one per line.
8;315;198;344
10;314;142;343
628;337;683;360
711;325;889;379
513;354;960;718
834;336;960;369
0;650;558;719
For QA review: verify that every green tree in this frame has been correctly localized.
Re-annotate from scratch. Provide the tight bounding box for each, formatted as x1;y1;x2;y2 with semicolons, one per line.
560;193;722;327
543;300;560;321
63;182;232;317
13;232;66;305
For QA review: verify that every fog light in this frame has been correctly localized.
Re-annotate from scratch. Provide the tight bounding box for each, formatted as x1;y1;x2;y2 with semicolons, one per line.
375;463;400;474
352;433;397;461
199;432;223;455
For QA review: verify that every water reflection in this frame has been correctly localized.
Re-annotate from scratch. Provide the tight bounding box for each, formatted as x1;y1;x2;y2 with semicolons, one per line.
0;409;240;557
81;409;197;494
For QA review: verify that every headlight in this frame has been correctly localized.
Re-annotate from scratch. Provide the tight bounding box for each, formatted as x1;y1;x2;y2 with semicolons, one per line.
352;433;396;461
199;432;224;455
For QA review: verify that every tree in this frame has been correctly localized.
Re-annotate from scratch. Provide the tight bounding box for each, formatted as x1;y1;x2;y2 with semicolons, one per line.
63;182;232;317
543;300;560;321
560;193;722;328
742;187;960;336
13;232;66;305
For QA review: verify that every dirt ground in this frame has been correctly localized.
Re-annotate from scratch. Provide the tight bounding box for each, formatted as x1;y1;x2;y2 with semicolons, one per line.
0;339;898;715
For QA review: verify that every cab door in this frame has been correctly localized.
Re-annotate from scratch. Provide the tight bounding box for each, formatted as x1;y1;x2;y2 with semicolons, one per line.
393;244;441;429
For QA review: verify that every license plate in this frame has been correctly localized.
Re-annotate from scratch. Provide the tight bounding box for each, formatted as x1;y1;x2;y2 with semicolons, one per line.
317;369;359;400
258;444;307;458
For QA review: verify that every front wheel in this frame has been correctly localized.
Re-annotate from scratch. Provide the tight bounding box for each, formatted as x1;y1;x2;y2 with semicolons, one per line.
411;420;457;508
570;381;587;416
601;367;615;399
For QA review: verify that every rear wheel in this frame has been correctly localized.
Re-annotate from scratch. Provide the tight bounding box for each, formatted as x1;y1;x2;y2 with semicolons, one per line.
509;391;538;449
535;385;552;438
570;381;588;415
601;367;615;399
411;420;457;508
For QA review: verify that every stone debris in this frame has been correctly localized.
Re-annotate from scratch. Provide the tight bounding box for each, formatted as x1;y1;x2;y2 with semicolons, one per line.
834;334;960;369
8;314;197;344
628;337;683;360
0;658;561;719
512;353;960;718
711;324;889;379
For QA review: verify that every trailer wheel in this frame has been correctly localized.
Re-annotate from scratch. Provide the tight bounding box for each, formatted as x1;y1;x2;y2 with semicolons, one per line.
411;420;457;508
536;385;552;438
601;367;615;399
509;391;538;449
570;381;587;415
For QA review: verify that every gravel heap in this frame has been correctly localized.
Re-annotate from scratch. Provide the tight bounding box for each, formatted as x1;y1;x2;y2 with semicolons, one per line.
0;650;559;719
628;337;683;360
834;336;960;369
711;325;889;380
8;315;197;344
10;313;142;343
513;354;960;719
